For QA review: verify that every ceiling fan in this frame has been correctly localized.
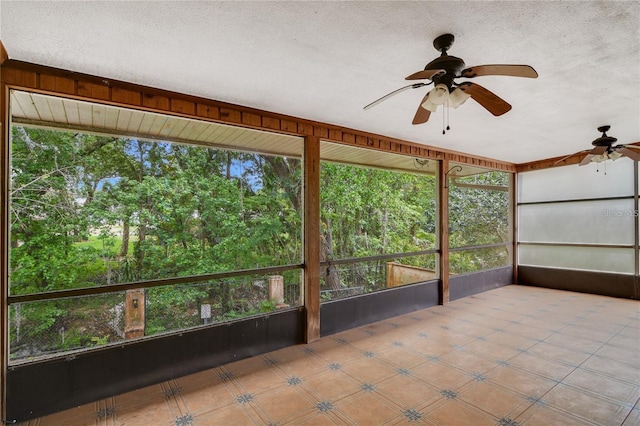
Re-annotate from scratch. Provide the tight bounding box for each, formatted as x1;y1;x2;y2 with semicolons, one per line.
364;33;538;126
555;126;640;166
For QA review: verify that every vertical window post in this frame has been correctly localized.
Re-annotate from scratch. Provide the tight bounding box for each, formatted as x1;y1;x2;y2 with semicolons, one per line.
1;40;10;422
439;158;450;304
304;135;320;342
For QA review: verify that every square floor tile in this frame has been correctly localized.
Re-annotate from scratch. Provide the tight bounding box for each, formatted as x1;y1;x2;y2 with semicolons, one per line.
252;385;314;423
193;402;259;425
421;399;498;426
542;384;630;425
178;378;238;416
301;369;361;401
594;344;640;367
458;381;531;420
516;401;598;425
437;349;499;374
525;341;593;366
335;392;401;425
562;368;640;405
411;361;474;390
580;355;640;385
485;364;559;398
507;352;576;381
623;407;640;426
375;374;441;409
340;357;398;384
374;346;431;369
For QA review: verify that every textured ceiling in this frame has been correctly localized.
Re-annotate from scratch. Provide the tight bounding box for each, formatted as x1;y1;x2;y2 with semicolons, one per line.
1;1;639;164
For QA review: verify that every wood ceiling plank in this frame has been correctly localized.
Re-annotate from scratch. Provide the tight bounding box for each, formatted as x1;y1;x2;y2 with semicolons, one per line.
137;112;157;135
193;120;218;142
47;97;68;124
127;111;145;135
166;117;189;139
31;94;54;122
91;104;107;129
62;99;81;126
77;100;93;127
178;120;209;142
116;109;132;132
104;105;120;131
147;115;169;137
9;92;32;120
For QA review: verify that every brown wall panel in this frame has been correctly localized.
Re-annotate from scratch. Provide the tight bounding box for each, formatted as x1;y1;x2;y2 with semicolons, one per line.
518;265;638;299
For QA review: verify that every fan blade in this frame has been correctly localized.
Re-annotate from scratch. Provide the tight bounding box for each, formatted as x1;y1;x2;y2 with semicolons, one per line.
618;147;640;162
579;154;594;166
457;82;511;116
579;145;607;166
553;149;590;166
405;69;446;81
460;64;538;78
364;83;428;110
412;93;432;125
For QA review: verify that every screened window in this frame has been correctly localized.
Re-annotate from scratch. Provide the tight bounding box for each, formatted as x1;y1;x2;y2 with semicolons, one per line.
8;90;304;363
448;166;512;275
518;160;636;274
318;142;438;300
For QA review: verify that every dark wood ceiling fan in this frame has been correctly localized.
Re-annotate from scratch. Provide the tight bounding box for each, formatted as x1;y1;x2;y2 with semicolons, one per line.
554;126;640;166
364;33;538;125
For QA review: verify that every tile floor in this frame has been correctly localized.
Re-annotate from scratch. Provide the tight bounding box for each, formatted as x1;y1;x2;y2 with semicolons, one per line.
19;285;640;425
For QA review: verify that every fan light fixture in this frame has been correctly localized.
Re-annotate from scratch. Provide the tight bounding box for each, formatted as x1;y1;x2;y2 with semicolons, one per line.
554;125;640;168
449;88;471;108
429;84;449;105
592;154;608;163
421;85;471;113
609;151;623;161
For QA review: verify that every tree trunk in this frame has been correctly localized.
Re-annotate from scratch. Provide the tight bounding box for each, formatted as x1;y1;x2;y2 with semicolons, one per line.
320;219;341;292
120;217;130;257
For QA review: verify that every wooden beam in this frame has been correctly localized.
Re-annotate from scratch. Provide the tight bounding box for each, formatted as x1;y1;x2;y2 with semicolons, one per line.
1;64;9;423
0;60;517;172
439;158;450;304
304;135;321;342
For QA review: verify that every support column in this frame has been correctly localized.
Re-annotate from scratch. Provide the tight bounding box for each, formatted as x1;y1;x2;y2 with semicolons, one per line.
304;135;320;342
1;39;10;422
634;161;638;299
510;172;518;284
439;158;450;304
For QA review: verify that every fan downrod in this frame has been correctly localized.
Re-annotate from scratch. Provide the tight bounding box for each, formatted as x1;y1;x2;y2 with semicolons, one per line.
597;125;611;134
593;125;617;146
433;34;455;54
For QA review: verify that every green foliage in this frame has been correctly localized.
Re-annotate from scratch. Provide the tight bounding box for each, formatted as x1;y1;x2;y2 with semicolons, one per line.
448;171;511;273
8;125;511;362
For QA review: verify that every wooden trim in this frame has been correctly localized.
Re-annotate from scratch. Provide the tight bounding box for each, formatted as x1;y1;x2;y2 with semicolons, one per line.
1;64;9;423
0;40;8;65
1;59;516;172
303;136;321;343
517;142;640;173
438;159;450;304
516;155;581;172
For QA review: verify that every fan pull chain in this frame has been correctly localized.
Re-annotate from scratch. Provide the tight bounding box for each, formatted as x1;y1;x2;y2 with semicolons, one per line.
442;104;446;135
442;100;451;135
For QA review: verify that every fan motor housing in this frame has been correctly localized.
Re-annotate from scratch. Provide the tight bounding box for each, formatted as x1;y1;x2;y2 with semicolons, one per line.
592;136;617;147
425;55;465;88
